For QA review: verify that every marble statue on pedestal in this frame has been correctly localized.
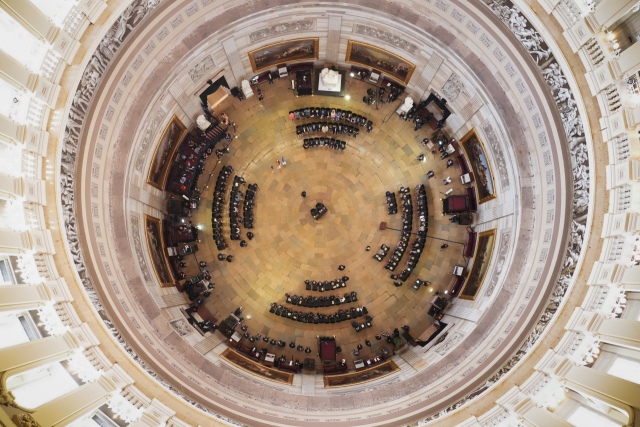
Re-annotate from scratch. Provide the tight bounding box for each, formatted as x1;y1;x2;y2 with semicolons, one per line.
241;79;254;98
396;96;414;114
196;115;211;131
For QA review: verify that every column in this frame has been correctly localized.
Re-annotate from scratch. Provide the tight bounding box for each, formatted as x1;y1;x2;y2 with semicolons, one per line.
221;37;245;87
586;0;638;30
566;307;640;350
538;350;640;419
0;283;54;312
0;0;80;62
0;331;79;373
610;41;640;78
496;387;574;427
29;375;118;427
0;173;46;204
0;228;32;254
588;262;640;291
0;49;61;108
0;114;49;156
129;399;175;427
326;15;342;65
0;172;23;200
0;48;38;92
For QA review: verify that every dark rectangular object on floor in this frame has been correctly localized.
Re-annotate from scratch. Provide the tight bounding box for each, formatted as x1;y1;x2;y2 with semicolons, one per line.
167;200;184;215
219;314;239;337
443;195;468;213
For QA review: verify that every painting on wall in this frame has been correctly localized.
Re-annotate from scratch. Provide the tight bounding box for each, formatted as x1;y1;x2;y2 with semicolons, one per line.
461;129;496;203
144;215;175;287
248;38;319;72
221;349;294;385
459;230;496;300
323;360;399;388
345;41;416;84
146;115;187;190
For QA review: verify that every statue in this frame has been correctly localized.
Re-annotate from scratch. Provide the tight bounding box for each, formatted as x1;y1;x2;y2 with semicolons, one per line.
241;79;254;98
396;96;414;114
196;115;211;131
319;68;340;91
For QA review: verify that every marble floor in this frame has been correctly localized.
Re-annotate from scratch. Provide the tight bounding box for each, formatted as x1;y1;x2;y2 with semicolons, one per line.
186;74;467;366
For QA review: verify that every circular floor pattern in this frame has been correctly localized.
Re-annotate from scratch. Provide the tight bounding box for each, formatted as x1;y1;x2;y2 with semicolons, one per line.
189;78;469;366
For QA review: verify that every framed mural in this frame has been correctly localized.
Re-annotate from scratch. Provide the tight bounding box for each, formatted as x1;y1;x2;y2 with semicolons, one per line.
221;349;294;385
144;215;175;287
323;360;399;388
146;115;187;190
460;129;496;203
248;38;319;72
345;41;416;84
459;230;496;300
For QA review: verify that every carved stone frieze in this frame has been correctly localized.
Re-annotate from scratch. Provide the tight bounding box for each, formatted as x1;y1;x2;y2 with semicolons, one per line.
440;72;464;101
249;20;313;43
353;24;419;55
187;55;215;84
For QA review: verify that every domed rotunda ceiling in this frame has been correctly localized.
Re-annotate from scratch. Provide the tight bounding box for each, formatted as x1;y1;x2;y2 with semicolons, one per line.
56;0;592;425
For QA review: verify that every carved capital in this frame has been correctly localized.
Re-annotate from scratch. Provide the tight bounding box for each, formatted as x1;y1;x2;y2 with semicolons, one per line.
12;413;42;427
0;387;17;407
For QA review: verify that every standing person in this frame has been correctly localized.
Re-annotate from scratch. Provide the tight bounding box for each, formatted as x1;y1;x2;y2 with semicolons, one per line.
444;177;451;185
427;171;435;178
267;73;274;84
281;156;286;167
417;154;425;162
271;165;275;173
277;160;281;169
446;159;454;168
301;191;307;198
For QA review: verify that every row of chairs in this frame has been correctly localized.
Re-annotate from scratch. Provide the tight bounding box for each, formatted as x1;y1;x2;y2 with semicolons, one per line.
291;107;371;127
269;304;368;323
386;191;398;215
211;166;233;250
303;137;346;150
385;188;413;271
243;183;257;230
399;185;429;281
229;176;244;241
297;122;359;138
304;278;349;291
373;244;390;262
285;292;357;307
